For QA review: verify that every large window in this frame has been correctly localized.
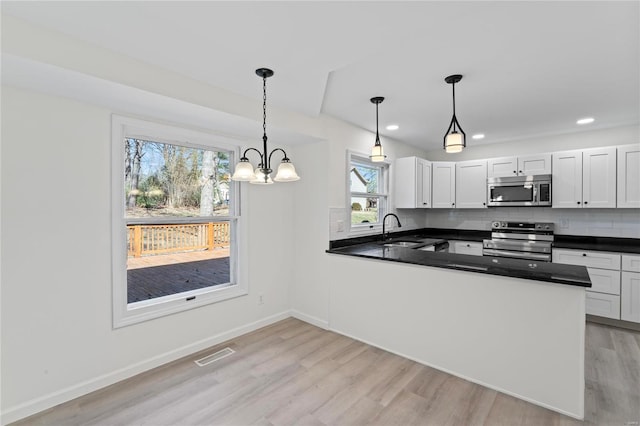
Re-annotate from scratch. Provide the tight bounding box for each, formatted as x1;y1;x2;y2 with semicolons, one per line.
112;116;244;327
348;153;388;233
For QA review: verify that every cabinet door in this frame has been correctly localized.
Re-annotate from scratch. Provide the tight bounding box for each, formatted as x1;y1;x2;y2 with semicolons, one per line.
395;157;419;208
587;268;621;295
582;147;616;208
416;158;432;208
552;249;621;270
487;157;517;178
518;154;552;176
586;292;620;319
455;160;487;208
552;150;583;208
617;144;640;208
621;271;640;323
452;241;483;256
622;254;640;273
431;162;456;208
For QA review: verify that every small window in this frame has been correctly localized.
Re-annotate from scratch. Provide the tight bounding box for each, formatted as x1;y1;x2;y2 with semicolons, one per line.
112;116;245;328
348;153;388;233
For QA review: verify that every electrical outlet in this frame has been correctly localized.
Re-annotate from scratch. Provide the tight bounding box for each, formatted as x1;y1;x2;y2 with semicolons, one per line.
258;294;264;305
337;220;344;232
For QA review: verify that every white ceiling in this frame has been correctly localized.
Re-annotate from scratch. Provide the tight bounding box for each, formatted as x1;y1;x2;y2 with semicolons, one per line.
2;1;638;151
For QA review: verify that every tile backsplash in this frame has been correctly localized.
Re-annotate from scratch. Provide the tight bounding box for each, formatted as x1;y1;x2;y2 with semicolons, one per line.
425;208;640;238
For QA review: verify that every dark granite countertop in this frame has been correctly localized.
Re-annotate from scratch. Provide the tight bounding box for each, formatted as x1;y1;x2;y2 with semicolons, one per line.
554;235;640;254
329;228;489;249
330;228;640;254
327;242;591;287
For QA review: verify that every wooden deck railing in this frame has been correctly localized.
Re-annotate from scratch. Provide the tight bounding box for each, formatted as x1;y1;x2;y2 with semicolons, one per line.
127;222;230;258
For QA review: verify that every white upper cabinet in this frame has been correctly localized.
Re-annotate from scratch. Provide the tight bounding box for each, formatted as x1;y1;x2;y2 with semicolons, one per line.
582;147;617;208
519;154;552;176
395;157;431;209
487;154;551;178
552;150;583;208
487;157;517;178
552;147;616;208
455;160;487;208
432;162;456;208
617;144;640;208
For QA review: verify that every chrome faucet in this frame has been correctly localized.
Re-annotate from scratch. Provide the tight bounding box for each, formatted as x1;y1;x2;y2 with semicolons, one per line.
382;213;402;241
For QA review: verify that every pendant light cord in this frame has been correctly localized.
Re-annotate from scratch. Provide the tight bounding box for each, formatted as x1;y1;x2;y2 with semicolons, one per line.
451;82;457;131
375;102;381;144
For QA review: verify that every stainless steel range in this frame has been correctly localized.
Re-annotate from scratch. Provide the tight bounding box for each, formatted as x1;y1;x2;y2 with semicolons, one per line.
482;221;554;262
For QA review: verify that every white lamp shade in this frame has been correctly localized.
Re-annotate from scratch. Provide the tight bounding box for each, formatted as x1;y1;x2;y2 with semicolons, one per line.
250;167;274;185
274;161;300;182
370;144;386;162
231;161;256;181
445;132;464;153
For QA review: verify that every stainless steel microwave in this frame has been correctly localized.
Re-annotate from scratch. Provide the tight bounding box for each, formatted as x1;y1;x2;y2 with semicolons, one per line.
487;174;551;207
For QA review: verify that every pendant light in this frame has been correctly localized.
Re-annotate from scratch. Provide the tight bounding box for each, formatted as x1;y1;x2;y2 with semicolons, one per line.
231;68;300;184
443;74;466;154
369;96;387;162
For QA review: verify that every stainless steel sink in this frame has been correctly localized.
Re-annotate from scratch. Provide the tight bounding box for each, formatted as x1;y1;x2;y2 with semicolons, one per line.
383;241;424;248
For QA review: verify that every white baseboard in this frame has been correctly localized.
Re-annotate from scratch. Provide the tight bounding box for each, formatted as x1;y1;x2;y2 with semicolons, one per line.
328;326;584;421
290;309;329;330
1;310;291;425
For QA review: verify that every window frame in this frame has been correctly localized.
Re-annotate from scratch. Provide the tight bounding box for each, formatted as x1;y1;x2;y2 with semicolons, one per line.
346;150;390;236
111;115;247;328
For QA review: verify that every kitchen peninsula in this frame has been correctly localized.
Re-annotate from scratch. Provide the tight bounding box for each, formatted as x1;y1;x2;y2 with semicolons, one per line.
326;237;590;419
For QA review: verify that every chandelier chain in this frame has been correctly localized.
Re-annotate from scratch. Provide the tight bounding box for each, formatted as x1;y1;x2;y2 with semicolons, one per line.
263;75;267;138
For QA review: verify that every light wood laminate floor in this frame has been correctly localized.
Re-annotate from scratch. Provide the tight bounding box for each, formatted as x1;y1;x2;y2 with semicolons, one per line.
12;318;640;426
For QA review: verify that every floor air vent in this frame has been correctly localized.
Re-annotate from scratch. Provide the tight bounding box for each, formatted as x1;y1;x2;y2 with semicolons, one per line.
194;347;235;367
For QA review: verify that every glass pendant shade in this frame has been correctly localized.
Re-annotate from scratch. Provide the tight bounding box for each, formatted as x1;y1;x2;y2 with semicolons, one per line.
231;160;256;181
443;74;466;154
369;96;387;162
250;166;274;185
444;132;464;153
274;160;300;182
370;143;386;162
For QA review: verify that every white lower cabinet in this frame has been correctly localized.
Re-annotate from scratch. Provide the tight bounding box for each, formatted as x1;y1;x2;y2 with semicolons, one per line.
450;241;483;256
587;268;621;295
553;248;622;320
621;254;640;322
586;292;621;320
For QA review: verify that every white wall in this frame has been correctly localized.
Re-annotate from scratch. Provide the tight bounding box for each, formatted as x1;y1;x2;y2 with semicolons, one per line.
0;86;294;423
423;126;640;238
423;207;640;238
290;115;430;329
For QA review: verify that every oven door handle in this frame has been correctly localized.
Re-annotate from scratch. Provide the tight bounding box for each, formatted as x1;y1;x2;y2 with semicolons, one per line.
482;248;551;261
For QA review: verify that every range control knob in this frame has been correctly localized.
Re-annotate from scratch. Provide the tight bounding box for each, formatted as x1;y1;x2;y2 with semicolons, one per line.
535;224;542;229
492;221;500;228
545;225;550;229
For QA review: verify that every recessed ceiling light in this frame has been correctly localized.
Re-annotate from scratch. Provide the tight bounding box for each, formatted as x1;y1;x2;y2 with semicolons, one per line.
576;117;595;125
386;124;399;131
472;134;485;140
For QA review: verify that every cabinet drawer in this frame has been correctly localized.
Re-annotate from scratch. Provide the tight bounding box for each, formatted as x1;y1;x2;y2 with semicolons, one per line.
622;254;640;272
553;249;621;270
621;271;640;323
586;292;620;319
587;268;621;295
452;241;483;256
